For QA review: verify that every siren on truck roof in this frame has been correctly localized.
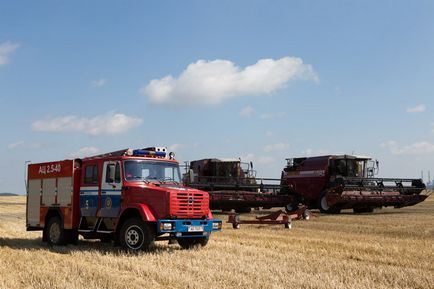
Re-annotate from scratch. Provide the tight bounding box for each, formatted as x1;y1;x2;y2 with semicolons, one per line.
128;147;174;159
86;146;175;159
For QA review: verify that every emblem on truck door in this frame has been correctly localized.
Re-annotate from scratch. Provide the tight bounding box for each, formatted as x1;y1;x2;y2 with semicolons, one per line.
105;197;112;209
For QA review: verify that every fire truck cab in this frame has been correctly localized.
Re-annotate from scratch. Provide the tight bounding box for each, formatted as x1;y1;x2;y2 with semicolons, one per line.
26;147;222;251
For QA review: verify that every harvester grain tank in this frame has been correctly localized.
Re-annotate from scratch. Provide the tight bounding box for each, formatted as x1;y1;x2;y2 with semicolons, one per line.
280;155;427;213
26;147;222;251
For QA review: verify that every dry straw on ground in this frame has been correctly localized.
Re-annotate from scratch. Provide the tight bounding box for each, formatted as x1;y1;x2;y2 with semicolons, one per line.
1;195;433;289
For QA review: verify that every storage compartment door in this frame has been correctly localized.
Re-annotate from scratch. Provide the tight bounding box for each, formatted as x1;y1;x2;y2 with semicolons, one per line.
41;178;56;206
57;177;72;206
27;179;41;226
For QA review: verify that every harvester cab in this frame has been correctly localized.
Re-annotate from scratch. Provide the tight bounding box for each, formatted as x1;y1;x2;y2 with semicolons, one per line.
184;158;256;186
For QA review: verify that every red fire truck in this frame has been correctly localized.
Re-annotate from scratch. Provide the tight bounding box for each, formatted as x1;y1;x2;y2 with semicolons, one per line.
26;147;222;251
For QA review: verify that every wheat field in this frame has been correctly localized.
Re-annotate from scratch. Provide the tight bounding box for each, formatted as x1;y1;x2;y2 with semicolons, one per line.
0;195;433;289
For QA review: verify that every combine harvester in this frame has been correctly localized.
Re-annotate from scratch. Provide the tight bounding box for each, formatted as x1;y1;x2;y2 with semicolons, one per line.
183;158;310;227
280;154;428;213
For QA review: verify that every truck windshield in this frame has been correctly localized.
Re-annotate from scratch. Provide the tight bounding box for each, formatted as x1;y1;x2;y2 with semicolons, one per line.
124;160;181;183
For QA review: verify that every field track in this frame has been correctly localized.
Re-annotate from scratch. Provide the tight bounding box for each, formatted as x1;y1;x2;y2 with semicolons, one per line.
1;195;433;289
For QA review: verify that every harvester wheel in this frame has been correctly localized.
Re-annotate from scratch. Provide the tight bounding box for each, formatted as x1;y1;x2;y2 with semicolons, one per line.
45;216;67;246
177;236;209;249
120;218;155;252
302;210;311;220
319;193;341;214
285;196;300;213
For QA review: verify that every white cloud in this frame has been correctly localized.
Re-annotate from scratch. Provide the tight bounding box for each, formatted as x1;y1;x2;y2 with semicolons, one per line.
71;146;100;157
141;57;318;106
302;148;330;156
239;106;254;117
265;131;273;136
91;78;107;87
406;104;426;113
260;112;287;120
31;112;143;135
380;140;434;155
264;143;290;152
0;41;19;66
8;141;41;150
241;153;275;165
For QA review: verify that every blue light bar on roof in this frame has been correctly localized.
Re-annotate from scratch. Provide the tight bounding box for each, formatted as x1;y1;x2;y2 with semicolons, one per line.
132;149;166;157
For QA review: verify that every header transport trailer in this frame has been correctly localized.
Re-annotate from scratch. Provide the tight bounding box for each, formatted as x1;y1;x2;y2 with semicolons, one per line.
26;147;222;251
183;158;295;213
280;155;427;214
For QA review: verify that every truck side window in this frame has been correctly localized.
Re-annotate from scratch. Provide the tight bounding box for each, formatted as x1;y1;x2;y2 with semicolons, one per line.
105;163;121;183
84;165;98;184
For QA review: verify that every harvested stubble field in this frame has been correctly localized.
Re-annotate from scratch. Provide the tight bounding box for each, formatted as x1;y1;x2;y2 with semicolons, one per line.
0;196;433;289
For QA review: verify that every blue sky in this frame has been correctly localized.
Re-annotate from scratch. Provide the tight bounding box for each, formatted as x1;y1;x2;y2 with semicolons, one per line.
1;1;434;193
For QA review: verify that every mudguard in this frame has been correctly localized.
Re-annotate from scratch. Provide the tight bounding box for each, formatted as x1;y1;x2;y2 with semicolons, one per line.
119;203;157;222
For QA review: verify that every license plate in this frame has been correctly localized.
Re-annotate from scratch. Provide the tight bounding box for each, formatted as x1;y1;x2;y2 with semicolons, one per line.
188;226;203;232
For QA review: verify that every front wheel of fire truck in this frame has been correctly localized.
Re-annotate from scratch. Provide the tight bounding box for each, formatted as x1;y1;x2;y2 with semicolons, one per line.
45;216;67;246
120;218;155;252
177;236;209;249
319;193;341;214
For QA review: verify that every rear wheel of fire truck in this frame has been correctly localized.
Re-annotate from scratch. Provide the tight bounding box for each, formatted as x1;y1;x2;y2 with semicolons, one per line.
45;216;67;246
120;218;155;252
319;193;341;214
177;236;209;249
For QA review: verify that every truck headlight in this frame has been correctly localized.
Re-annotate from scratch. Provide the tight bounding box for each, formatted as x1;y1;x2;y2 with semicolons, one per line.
160;222;173;231
212;222;222;230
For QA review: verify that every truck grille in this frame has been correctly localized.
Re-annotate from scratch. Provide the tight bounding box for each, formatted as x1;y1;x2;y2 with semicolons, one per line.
170;191;209;219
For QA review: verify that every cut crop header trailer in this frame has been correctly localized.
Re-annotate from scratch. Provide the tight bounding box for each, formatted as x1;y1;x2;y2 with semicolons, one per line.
26;147;222;251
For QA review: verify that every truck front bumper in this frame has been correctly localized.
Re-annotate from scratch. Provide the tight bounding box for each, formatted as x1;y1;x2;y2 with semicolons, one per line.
157;219;222;237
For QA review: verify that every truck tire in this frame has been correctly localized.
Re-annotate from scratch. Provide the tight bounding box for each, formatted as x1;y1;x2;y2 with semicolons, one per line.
177;236;209;249
45;216;67;246
120;218;155;251
319;193;341;214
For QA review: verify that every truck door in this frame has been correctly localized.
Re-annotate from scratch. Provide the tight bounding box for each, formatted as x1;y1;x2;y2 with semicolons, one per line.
100;161;122;218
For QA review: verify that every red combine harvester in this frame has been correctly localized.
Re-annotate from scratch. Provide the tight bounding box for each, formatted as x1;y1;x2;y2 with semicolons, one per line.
26;147;221;251
280;155;428;213
183;158;296;213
